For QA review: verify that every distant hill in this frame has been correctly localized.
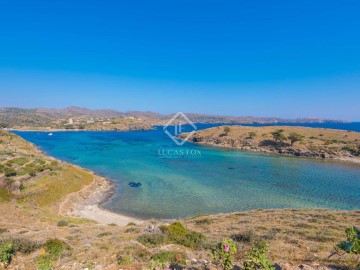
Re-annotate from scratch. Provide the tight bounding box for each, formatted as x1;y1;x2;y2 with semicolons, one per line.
0;106;348;130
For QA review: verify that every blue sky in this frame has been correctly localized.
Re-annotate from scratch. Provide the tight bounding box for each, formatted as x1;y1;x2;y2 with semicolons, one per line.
0;0;359;120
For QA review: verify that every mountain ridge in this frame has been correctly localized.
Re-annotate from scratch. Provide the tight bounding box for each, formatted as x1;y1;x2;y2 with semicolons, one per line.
0;106;349;130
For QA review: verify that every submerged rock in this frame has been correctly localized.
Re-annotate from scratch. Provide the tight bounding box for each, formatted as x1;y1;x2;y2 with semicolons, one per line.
128;182;142;188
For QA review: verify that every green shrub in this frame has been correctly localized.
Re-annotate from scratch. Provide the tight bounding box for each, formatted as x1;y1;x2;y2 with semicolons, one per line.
37;255;52;270
151;251;186;266
125;227;140;233
50;160;58;166
0;243;15;265
160;222;207;249
138;223;207;249
10;157;29;166
0;187;12;202
3;166;16;177
117;255;133;265
42;238;70;259
248;132;257;139
288;132;304;146
223;126;231;135
137;233;166;248
336;226;360;254
231;230;259;243
149;258;167;270
36;159;46;165
243;241;275;270
0;238;41;254
57;220;69;227
195;218;212;225
97;232;112;238
271;129;286;144
342;145;360;156
211;239;237;270
36;239;70;269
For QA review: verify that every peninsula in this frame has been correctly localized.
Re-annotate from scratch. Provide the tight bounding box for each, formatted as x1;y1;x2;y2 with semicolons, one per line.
183;125;360;163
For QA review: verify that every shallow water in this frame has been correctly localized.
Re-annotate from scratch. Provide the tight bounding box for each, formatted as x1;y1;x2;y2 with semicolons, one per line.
15;123;360;219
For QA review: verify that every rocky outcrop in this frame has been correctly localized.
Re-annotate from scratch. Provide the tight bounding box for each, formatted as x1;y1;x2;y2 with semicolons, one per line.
182;126;360;163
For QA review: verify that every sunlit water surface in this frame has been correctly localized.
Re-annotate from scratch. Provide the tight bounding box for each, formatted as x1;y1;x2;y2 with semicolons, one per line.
15;123;360;218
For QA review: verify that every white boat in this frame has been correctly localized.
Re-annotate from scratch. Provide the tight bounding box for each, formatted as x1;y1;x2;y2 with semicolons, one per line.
48;133;53;136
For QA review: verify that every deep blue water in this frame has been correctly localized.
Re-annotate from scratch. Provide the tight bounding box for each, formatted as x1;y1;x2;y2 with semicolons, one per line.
14;122;360;219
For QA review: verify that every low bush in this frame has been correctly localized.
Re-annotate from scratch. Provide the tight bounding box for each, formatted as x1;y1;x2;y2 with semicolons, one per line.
9;157;29;166
3;166;16;177
137;233;166;248
0;243;15;265
151;251;186;266
37;255;52;270
336;226;360;254
57;220;69;227
117;255;133;265
125;227;140;233
194;218;212;225
231;230;259;243
96;232;112;238
0;187;12;201
243;241;275;270
0;238;41;254
342;145;360;156
211;239;237;270
138;222;207;249
160;222;207;249
42;238;71;259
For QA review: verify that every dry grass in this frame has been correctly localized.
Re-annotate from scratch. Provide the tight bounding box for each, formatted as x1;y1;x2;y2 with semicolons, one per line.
1;205;359;269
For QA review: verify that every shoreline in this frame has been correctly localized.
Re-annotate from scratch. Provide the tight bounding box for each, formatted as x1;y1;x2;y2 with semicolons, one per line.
194;141;360;165
58;168;142;226
24;147;360;226
9;131;144;227
9;128;360;228
9;127;154;132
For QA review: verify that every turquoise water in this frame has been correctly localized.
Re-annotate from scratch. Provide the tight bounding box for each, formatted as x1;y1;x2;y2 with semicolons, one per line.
15;124;360;219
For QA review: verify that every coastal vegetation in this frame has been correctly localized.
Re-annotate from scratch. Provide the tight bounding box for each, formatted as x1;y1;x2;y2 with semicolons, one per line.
184;125;360;162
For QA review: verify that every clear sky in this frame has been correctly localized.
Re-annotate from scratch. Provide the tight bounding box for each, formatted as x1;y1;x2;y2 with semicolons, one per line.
0;0;359;120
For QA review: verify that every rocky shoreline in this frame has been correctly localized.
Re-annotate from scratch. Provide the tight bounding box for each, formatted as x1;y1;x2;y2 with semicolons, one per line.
183;125;360;164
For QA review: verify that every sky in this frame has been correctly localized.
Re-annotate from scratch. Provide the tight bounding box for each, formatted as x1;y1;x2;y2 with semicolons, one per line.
0;0;359;120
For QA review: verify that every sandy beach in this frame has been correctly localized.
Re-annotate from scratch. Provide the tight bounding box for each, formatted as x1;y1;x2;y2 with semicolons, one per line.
58;169;142;226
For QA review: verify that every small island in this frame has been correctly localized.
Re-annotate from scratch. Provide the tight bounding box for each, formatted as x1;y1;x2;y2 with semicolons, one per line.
183;125;360;163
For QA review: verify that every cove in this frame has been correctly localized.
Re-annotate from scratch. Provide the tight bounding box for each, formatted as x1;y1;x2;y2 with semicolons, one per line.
14;124;360;219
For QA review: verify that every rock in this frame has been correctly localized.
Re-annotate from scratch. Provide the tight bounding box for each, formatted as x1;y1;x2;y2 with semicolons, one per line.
299;264;315;270
129;182;142;188
144;224;160;233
